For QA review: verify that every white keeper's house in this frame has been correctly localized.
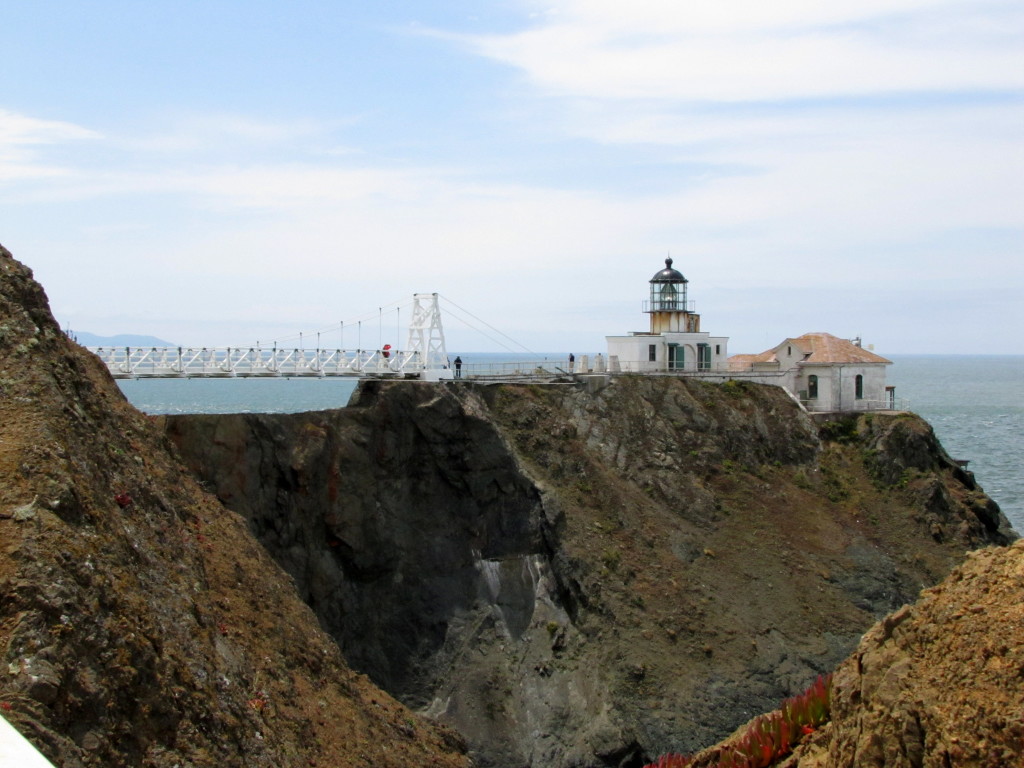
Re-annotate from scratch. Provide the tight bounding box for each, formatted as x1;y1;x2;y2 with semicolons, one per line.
604;257;897;413
606;258;729;373
728;333;895;413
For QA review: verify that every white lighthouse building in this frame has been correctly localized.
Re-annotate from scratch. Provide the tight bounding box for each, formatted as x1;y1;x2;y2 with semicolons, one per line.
606;258;729;373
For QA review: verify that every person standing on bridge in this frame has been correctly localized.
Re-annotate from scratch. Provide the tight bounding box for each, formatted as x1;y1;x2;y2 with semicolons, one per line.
568;353;575;373
453;356;462;378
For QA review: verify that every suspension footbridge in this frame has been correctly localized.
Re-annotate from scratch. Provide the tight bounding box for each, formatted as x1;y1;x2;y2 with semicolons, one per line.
88;293;455;381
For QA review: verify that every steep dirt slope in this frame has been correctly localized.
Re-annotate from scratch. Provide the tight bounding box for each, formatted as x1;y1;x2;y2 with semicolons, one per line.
794;539;1024;767
0;246;469;767
165;377;1015;767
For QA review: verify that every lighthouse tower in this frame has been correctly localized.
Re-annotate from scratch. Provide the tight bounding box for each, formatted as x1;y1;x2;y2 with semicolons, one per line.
605;256;729;373
646;257;699;334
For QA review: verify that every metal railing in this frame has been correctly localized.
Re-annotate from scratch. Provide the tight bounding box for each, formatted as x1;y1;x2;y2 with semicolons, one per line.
800;397;909;413
643;299;695;313
455;360;571;379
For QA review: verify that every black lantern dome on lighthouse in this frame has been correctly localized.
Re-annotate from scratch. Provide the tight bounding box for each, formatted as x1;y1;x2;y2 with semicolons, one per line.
648;257;688;312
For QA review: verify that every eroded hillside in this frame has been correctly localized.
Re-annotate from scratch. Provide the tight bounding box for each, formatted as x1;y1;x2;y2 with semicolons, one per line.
165;375;1015;767
0;246;470;767
795;538;1024;766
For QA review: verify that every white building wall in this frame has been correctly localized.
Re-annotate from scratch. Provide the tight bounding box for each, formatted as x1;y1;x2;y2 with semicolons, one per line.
861;366;889;404
796;364;889;412
798;366;835;411
607;333;729;373
835;365;889;410
707;336;729;368
607;335;662;372
772;341;808;370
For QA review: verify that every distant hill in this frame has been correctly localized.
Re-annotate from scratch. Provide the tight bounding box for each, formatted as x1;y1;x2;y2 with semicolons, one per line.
71;331;176;347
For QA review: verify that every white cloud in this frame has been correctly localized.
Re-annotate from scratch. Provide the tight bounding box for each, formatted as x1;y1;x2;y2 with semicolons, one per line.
0;162;74;183
0;112;370;203
529;0;947;33
0;109;100;147
124;113;359;155
461;1;1024;101
425;1;1024;296
0;109;100;182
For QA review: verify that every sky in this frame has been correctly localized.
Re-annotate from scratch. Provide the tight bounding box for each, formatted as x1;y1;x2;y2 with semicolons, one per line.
1;0;1022;356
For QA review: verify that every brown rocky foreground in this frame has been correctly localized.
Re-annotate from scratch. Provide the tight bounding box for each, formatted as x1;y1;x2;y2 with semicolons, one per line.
681;539;1024;768
788;539;1024;767
0;245;470;766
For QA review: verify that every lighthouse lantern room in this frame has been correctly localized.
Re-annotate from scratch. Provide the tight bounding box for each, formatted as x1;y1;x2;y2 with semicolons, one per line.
646;258;699;334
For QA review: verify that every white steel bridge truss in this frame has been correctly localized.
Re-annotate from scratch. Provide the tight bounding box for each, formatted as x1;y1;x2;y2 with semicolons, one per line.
89;293;451;380
88;346;427;379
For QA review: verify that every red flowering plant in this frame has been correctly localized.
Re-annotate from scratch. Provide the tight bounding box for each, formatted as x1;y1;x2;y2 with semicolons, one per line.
643;674;832;768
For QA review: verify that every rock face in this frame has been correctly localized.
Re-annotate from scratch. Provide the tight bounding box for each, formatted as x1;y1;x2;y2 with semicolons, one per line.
779;540;1024;767
0;245;469;767
165;376;1016;767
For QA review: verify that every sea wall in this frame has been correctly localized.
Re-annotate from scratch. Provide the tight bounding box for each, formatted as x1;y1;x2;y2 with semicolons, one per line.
165;376;1016;767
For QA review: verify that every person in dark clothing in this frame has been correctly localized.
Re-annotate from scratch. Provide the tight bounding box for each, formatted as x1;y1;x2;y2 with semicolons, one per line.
454;356;462;378
568;353;575;373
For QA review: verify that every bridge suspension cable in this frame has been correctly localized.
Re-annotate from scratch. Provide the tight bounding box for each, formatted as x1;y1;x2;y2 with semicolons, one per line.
237;296;414;351
438;294;541;359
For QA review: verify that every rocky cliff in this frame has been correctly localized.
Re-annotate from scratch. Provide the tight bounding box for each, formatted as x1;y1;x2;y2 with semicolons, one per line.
165;375;1015;767
0;246;470;767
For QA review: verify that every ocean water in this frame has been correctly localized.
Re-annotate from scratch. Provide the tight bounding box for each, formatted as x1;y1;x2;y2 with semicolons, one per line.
116;353;1023;532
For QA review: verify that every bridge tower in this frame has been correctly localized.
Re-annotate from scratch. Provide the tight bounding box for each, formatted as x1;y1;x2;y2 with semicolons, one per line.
406;293;451;380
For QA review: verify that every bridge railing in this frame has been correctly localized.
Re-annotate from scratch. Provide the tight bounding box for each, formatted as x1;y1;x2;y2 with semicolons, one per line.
88;346;426;379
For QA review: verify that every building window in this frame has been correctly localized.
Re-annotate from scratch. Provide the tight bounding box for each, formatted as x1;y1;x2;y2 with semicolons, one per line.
697;343;710;371
855;374;864;399
648;344;657;362
668;344;682;370
808;375;818;399
715;344;720;355
787;346;791;356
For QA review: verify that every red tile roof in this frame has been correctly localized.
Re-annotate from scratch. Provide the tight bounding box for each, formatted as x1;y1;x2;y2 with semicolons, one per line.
729;332;891;368
729;351;779;366
787;333;891;364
